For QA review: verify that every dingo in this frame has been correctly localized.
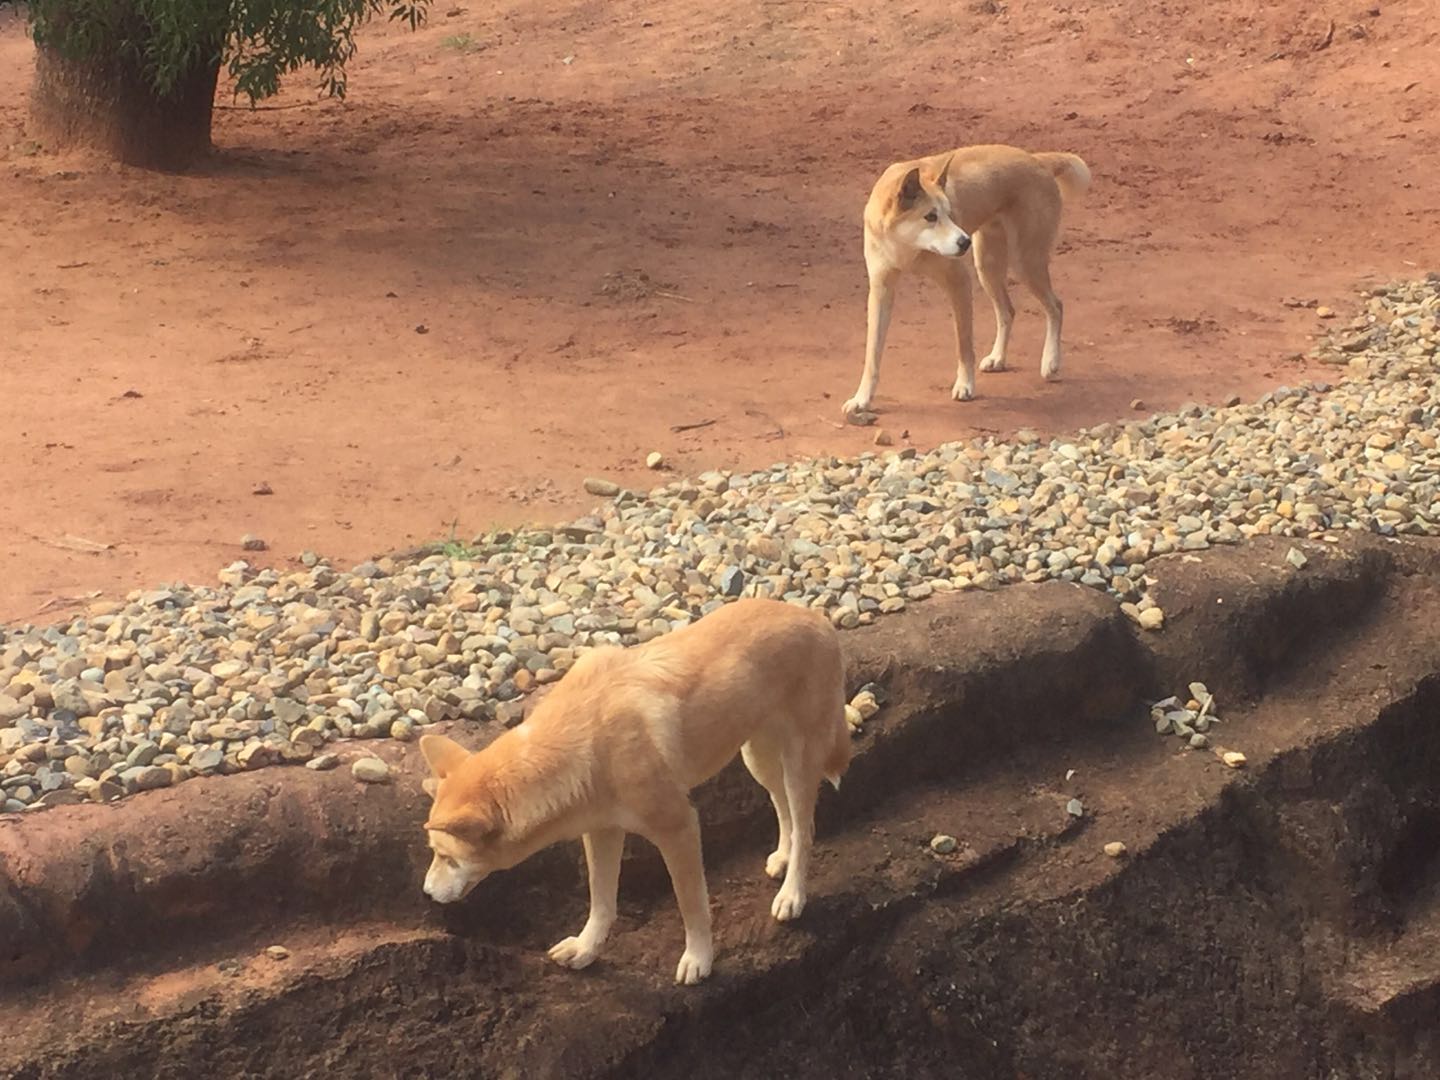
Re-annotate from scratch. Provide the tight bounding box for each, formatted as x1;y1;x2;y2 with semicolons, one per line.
842;143;1090;416
418;598;851;985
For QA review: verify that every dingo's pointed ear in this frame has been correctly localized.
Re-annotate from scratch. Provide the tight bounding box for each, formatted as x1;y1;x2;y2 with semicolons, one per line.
897;166;924;210
936;152;956;189
420;734;471;780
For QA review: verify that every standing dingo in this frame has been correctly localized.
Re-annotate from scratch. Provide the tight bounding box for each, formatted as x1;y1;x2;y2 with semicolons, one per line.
419;598;851;985
843;143;1090;416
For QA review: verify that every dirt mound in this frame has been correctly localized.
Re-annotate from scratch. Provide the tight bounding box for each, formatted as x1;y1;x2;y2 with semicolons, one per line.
4;535;1440;1077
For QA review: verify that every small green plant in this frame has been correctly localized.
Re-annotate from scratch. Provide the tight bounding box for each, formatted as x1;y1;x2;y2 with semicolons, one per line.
436;518;486;560
440;538;484;560
441;32;479;53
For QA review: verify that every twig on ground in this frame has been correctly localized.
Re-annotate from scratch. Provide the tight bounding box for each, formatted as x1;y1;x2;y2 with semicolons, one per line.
40;535;114;554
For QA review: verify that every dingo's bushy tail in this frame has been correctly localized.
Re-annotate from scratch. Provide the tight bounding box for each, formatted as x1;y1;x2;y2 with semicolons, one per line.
1035;152;1091;202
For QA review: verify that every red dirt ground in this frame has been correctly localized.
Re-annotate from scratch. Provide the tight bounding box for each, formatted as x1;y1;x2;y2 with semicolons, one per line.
1;0;1438;622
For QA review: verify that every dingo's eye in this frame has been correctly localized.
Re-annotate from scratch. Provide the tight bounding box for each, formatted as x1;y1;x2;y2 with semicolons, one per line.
924;211;938;223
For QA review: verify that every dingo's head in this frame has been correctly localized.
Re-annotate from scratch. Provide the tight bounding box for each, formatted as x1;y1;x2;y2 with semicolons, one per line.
418;733;507;904
874;154;970;259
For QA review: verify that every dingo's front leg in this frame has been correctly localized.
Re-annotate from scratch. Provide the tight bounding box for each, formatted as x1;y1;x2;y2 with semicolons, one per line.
548;828;625;970
650;809;714;985
842;265;900;418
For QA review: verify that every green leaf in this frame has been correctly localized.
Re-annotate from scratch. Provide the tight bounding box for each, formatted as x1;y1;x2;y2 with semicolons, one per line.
16;0;432;102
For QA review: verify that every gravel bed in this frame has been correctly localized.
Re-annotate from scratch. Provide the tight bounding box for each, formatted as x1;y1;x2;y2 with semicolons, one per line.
2;277;1437;811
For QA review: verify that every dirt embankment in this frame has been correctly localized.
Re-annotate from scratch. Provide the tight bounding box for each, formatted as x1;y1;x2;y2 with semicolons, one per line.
4;535;1440;1078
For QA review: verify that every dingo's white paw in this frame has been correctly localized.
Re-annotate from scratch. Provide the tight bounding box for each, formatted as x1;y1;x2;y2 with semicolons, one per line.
951;377;975;402
771;884;807;922
548;936;600;970
979;353;1007;373
765;849;789;880
674;947;713;985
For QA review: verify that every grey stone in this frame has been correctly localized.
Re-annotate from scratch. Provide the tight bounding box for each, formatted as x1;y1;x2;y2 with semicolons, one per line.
719;567;745;597
271;698;307;726
351;757;390;783
121;766;173;793
51;679;91;717
126;740;161;768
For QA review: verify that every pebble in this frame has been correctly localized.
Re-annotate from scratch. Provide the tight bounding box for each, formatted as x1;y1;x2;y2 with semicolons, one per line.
1152;685;1224;751
583;477;620;497
646;452;665;470
850;690;880;720
1285;547;1309;570
929;834;958;854
1103;841;1128;858
719;567;745;597
307;753;340;771
237;743;274;770
123;765;173;792
1137;608;1166;632
241;534;268;552
351;757;390;783
1066;798;1084;818
1222;751;1248;769
874;429;894;447
2;277;1438;811
127;740;160;767
264;945;291;961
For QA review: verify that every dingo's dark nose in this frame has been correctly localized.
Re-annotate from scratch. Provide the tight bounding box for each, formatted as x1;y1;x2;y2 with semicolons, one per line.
956;235;972;255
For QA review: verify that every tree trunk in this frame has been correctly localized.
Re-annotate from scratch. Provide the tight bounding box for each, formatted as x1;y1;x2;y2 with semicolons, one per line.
31;41;222;172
